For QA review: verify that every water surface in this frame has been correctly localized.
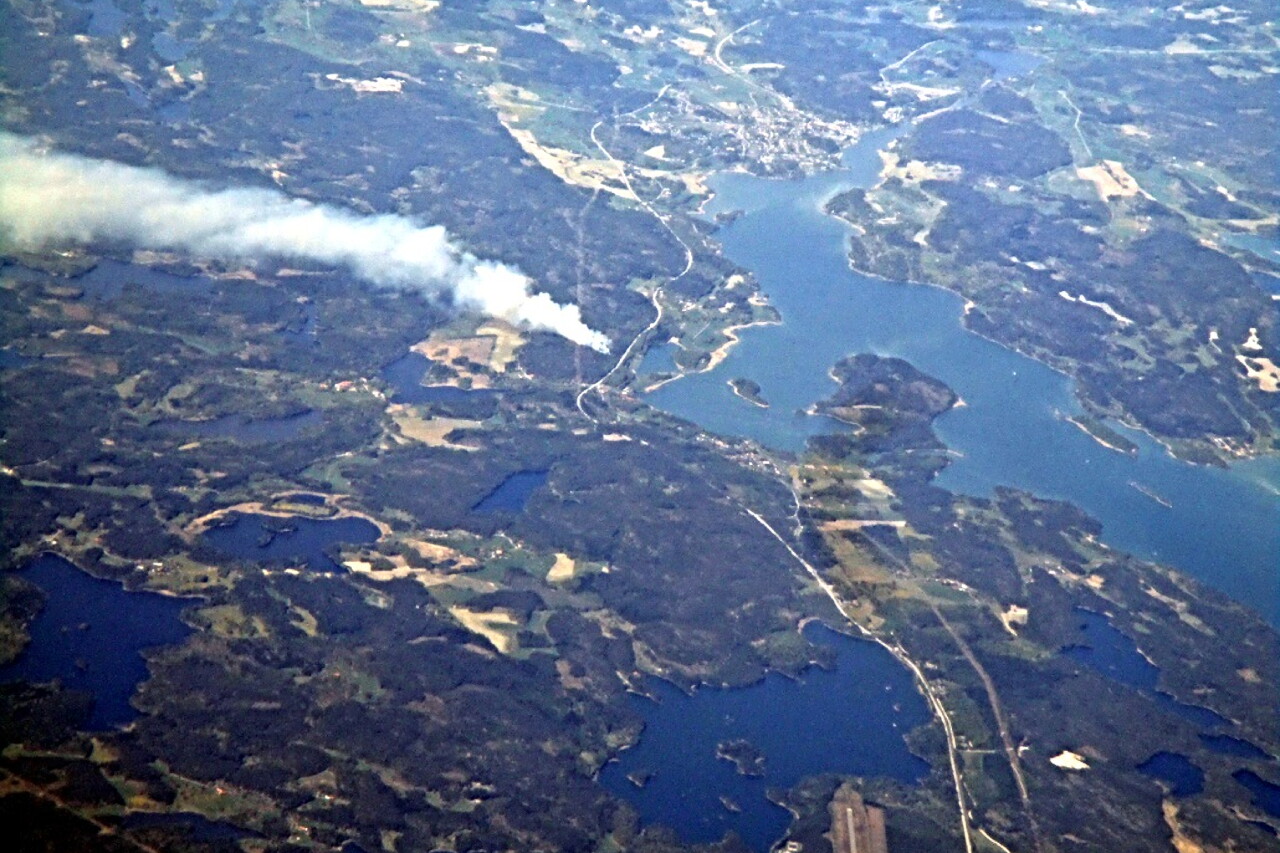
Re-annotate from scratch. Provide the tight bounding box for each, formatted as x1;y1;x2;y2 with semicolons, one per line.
599;624;930;851
1060;609;1228;728
1137;752;1204;797
1234;770;1280;819
647;133;1280;623
0;348;33;369
1200;734;1271;761
153;410;321;443
74;258;208;301
202;513;380;571
121;811;261;842
472;471;549;514
0;554;192;729
382;352;500;406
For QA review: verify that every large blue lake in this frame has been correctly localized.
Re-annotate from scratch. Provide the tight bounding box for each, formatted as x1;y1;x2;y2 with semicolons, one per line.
0;554;192;730
649;132;1280;625
599;624;930;849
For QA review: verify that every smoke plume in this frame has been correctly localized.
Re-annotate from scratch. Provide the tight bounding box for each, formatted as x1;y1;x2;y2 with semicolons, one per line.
0;134;610;352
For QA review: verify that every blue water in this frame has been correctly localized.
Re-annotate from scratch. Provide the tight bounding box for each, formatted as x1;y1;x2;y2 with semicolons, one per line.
636;341;678;376
599;624;930;850
0;348;33;368
154;410;321;443
1200;734;1272;761
121;811;260;842
123;79;150;111
157;100;192;124
1253;272;1280;297
472;471;549;514
381;352;500;406
202;513;380;571
975;49;1045;80
1235;770;1280;818
75;258;208;301
280;301;318;344
647;132;1280;624
1226;231;1280;266
0;554;192;729
1061;609;1228;728
83;0;127;37
1137;752;1204;797
208;0;236;22
151;31;191;62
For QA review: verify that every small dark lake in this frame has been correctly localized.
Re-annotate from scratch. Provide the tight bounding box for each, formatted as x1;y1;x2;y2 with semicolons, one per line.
1137;752;1204;797
381;352;500;407
84;0;127;37
472;470;549;514
975;49;1045;80
1060;609;1228;728
201;513;380;571
0;348;34;369
599;623;930;851
151;31;191;63
121;811;260;842
74;258;208;302
1200;733;1271;761
1235;769;1280;819
1225;231;1280;267
0;554;192;730
153;409;321;443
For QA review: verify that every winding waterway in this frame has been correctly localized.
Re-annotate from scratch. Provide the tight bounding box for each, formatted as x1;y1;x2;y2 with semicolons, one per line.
648;131;1280;625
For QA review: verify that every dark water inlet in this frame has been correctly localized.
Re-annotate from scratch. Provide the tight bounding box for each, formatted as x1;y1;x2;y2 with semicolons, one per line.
121;811;261;842
73;258;210;301
1199;733;1271;761
599;623;930;851
1060;609;1228;728
1234;769;1280;819
0;348;34;368
381;352;501;406
0;554;192;730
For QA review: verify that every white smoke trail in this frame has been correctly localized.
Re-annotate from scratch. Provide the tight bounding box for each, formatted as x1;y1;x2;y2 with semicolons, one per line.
0;133;610;352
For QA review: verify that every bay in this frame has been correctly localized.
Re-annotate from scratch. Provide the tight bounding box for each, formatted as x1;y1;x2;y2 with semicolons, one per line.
598;624;930;851
647;133;1280;624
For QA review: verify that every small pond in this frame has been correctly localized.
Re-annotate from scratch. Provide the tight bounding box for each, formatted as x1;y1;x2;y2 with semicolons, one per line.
1199;734;1271;761
1137;752;1204;797
381;352;501;407
471;471;549;515
121;811;261;842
